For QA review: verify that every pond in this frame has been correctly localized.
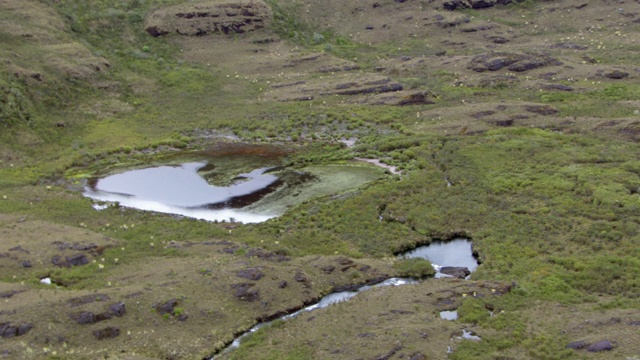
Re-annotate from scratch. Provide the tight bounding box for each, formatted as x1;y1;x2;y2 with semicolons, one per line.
83;143;386;223
84;162;279;223
400;238;478;278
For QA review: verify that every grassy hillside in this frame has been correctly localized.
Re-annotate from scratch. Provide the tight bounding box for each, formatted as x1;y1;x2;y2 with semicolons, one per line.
1;0;639;359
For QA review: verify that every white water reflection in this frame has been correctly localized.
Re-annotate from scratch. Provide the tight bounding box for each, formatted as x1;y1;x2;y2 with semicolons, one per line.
440;310;458;321
84;162;278;223
461;329;481;340
220;278;417;355
401;238;478;278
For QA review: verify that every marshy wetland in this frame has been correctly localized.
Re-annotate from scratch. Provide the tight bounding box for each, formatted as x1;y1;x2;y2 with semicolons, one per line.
84;144;387;223
2;0;640;359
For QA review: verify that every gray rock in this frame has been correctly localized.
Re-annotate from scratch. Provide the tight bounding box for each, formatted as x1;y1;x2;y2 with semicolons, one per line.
236;268;265;281
93;327;120;340
154;299;178;315
525;104;559;115
52;253;89;267
108;302;126;317
443;0;523;11
600;70;629;79
566;340;589;349
586;340;614;352
542;84;574;92
439;266;471;279
69;311;96;325
294;272;309;283
231;283;260;302
0;323;32;338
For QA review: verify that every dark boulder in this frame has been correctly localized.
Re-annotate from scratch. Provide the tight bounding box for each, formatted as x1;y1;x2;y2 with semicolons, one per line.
0;323;33;338
146;26;168;37
566;340;589;349
508;59;549;72
550;43;588;50
0;290;25;299
600;70;629;79
154;299;178;315
108;302;126;317
52;253;89;267
468;53;522;72
586;340;614;352
469;52;557;73
231;283;260;302
443;0;522;11
69;311;97;325
542;84;574;92
69;303;125;325
488;36;509;44
525;104;559;115
396;91;437;106
294;272;309;283
236;268;265;281
93;327;120;340
67;294;110;307
321;265;335;274
440;266;471;279
67;253;90;266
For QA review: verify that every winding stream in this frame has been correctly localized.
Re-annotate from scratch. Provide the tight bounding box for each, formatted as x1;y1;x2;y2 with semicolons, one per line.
213;239;479;358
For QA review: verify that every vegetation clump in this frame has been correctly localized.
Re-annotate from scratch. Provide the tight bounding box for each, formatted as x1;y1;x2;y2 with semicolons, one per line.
392;258;436;279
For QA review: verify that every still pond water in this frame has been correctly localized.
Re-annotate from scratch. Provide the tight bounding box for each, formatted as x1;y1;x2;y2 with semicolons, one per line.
84;144;385;223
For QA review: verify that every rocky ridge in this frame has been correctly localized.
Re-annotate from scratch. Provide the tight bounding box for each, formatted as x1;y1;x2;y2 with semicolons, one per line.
145;0;272;37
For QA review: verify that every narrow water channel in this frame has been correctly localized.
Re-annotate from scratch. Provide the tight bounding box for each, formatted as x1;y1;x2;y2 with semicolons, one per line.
213;239;479;358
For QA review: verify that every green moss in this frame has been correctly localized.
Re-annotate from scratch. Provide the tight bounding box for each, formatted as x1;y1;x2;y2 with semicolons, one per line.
392;258;436;279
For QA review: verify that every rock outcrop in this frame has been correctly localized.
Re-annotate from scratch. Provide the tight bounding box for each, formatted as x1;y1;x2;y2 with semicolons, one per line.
362;90;436;106
443;0;524;11
145;0;272;37
439;266;471;279
468;52;560;73
0;322;33;338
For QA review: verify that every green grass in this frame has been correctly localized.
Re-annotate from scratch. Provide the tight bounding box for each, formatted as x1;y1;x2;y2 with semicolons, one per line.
2;0;640;358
